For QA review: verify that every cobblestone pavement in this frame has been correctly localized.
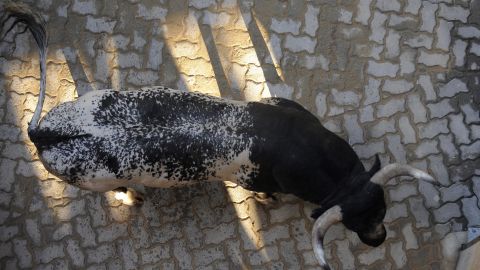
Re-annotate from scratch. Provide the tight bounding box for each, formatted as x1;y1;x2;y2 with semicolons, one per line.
1;0;479;269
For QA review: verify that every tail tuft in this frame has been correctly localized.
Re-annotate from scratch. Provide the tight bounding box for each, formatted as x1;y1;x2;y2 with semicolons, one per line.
1;1;48;132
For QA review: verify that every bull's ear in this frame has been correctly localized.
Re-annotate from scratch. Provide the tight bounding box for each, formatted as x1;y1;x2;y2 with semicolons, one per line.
368;154;381;176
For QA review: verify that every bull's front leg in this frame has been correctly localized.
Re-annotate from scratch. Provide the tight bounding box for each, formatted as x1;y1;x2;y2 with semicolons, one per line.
113;187;144;206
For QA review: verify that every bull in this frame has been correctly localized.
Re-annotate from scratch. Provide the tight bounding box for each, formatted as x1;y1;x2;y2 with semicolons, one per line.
2;3;435;269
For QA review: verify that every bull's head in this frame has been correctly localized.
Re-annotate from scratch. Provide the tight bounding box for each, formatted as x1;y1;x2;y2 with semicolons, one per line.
311;156;435;270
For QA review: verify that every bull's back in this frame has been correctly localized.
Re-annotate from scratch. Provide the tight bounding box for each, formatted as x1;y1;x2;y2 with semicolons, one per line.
33;88;260;190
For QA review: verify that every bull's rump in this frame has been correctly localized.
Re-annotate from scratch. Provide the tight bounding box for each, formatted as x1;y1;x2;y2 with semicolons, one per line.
32;87;260;190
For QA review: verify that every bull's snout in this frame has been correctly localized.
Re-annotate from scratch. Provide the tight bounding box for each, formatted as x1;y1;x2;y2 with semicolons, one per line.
357;223;386;247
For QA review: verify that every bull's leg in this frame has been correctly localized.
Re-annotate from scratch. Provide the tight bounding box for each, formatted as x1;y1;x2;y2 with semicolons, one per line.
253;192;277;205
113;187;144;206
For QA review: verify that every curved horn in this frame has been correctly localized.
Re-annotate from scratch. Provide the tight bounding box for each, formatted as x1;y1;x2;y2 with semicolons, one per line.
312;205;343;270
370;163;436;186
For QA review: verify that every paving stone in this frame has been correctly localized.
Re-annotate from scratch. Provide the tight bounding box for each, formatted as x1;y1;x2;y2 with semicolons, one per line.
436;20;453;51
353;141;385;159
247;245;279;265
389;15;418;30
271;18;301;35
75;216;96;248
354;44;383;60
428;99;455;119
97;223;128;242
142;244;170;265
385;30;401;58
355;0;372;25
439;78;469;97
336;239;355;270
0;241;13;260
384;203;408;223
460;103;479;124
35;243;65;264
438;134;460;161
420;2;438;32
449;114;470;144
441;183;471;202
428;155;450;186
13;239;32;268
343;114;364;144
382;79;414;94
0;225;18;243
86;15;116;34
405;0;422;15
86;244;115;264
72;0;96;15
369;11;388;44
194;246;225;267
377;98;405;118
262;224;290;246
127;70;159;86
405;34;433;49
415;140;439;158
0;159;16;192
418;119;449;139
470;42;480;56
279;240;301;267
389;183;417;202
417;75;436;101
438;3;470;23
390;241;407;268
400;50;416;75
136;4;167;21
364;77;381;105
304;4;320;36
370;119;396;138
358;246;385;266
453;39;468;67
457;26;480;38
25;218;41;246
471;125;480;141
408;94;427;123
284;35;316;53
462;197;480;226
433;202;462;223
398;116;417;144
332;88;360;107
460;141;480;160
376;0;401;11
53;223;73;241
269;204;300;223
56;199;86;220
204;222;236;244
418;50;449;68
359;105;374;123
402;223;419;250
408;197;431;228
291;219;311;250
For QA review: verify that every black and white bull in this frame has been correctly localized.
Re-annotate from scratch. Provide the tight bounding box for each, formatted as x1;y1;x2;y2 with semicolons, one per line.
2;3;435;269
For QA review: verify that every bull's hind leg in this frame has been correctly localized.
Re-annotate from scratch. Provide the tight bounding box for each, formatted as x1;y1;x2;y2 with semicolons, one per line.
113;187;144;206
253;192;277;205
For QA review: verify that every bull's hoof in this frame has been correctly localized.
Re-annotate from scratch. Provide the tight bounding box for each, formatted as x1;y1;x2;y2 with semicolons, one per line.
253;192;277;205
114;188;144;206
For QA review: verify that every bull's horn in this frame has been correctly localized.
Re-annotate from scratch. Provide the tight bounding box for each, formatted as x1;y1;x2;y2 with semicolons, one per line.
370;163;436;186
312;205;343;270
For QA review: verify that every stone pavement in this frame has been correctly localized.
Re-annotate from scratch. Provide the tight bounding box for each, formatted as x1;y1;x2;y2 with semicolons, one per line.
0;0;479;269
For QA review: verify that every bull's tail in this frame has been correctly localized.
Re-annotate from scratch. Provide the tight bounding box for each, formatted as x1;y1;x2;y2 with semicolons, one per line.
1;1;48;133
